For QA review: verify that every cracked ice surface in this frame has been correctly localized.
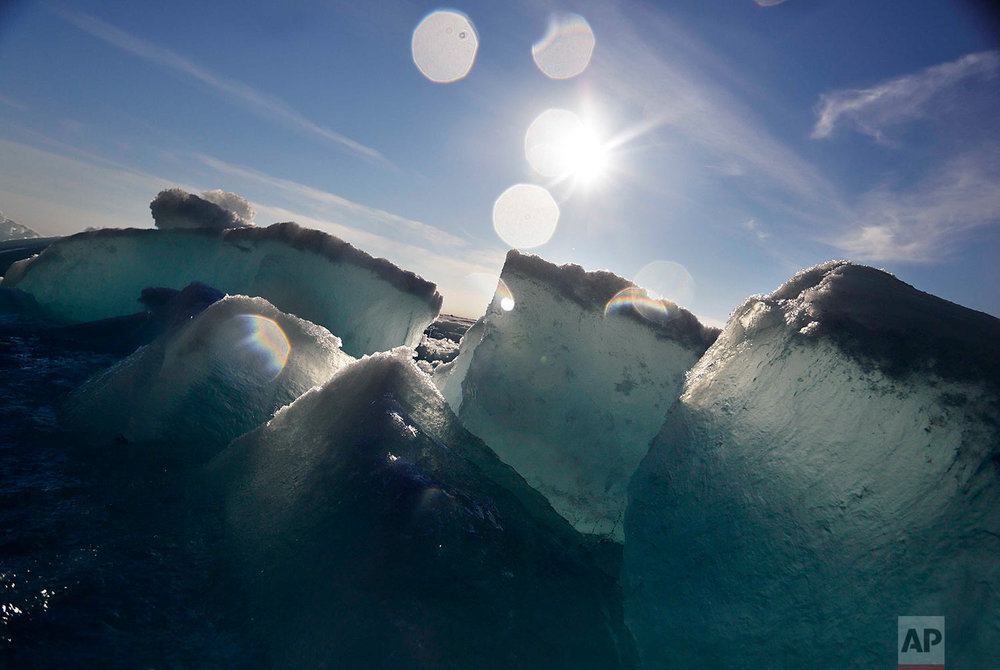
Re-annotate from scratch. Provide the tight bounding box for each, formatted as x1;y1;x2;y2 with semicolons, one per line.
436;250;717;541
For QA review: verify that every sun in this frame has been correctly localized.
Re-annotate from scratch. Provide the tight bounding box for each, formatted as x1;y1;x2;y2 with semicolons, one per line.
525;108;609;187
564;121;608;185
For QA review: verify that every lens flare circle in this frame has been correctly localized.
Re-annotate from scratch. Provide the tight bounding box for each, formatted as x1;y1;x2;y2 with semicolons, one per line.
411;10;479;83
496;278;516;311
230;314;291;381
492;184;559;249
604;287;670;324
532;13;596;80
633;261;695;308
525;108;608;184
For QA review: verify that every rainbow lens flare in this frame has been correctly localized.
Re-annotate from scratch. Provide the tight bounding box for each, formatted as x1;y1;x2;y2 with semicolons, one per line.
231;314;291;381
496;278;515;311
604;287;670;324
531;13;596;80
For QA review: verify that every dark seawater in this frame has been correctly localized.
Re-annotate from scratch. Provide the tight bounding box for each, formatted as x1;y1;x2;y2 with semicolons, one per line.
0;314;472;668
0;318;259;668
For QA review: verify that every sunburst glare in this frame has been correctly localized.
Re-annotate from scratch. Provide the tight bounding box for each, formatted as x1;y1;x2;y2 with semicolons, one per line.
603;287;670;324
525;109;609;187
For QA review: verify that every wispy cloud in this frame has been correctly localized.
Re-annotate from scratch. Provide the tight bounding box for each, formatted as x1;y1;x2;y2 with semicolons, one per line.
810;52;1000;262
831;147;1000;262
195;153;509;311
0;94;27;111
811;51;1000;141
196;154;481;252
585;4;999;268
0;133;503;315
0;136;173;235
743;218;771;240
52;9;391;167
586;2;852;224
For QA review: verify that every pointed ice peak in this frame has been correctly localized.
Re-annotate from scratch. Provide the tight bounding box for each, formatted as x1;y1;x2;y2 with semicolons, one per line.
0;211;42;242
626;260;1000;667
436;249;718;541
715;260;1000;385
503;249;719;349
208;347;637;666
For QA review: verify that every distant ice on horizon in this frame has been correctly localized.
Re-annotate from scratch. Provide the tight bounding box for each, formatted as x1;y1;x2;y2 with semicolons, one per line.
0;211;42;242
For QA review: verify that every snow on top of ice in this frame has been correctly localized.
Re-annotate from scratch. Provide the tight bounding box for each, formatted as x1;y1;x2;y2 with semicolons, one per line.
230;222;443;305
150;187;252;231
627;260;1000;667
438;251;720;541
198;189;256;223
504;249;719;350
730;259;1000;385
2;222;442;355
504;250;631;308
27;222;443;308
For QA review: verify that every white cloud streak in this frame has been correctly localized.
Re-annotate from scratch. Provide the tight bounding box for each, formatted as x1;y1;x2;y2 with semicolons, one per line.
195;154;481;252
743;218;771;240
195;153;509;314
53;9;391;167
0;136;173;235
0;94;27;111
811;50;1000;141
586;2;852;224
832;147;1000;262
0;133;503;316
586;4;999;266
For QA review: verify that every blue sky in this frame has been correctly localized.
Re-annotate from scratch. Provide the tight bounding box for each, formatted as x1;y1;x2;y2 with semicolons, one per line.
0;0;997;322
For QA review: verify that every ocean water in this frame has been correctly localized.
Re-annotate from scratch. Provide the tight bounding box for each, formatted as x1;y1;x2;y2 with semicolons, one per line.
0;319;259;668
0;314;474;668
